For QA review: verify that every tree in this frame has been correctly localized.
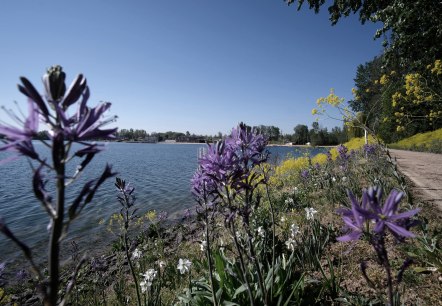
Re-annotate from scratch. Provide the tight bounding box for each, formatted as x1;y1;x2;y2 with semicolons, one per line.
293;124;309;144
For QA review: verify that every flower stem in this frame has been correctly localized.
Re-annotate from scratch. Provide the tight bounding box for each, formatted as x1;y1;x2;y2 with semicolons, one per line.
46;136;65;306
204;208;218;306
124;230;141;306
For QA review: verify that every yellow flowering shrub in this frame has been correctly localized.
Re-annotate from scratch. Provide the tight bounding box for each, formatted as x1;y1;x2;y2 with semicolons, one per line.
270;136;375;186
390;128;442;150
387;59;442;132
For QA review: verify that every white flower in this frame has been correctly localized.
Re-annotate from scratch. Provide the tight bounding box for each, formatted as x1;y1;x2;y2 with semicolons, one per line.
332;177;336;182
285;198;294;205
177;258;192;274
285;237;296;251
257;226;265;238
139;269;157;292
132;248;142;260
200;241;207;252
305;207;318;220
342;176;347;182
280;216;286;223
157;260;166;269
290;224;300;237
294;186;298;193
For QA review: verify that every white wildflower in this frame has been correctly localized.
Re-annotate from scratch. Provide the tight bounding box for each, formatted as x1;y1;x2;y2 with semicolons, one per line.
332;177;336;182
177;258;192;274
285;198;294;205
200;240;207;252
342;176;347;182
290;224;300;237
305;207;318;220
285;237;296;251
280;216;286;223
139;269;157;292
257;226;265;238
132;248;142;260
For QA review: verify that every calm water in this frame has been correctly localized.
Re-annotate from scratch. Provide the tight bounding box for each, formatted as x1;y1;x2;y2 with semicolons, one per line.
0;142;327;265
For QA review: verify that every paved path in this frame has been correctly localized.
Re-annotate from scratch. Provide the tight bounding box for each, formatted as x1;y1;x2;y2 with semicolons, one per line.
389;149;442;210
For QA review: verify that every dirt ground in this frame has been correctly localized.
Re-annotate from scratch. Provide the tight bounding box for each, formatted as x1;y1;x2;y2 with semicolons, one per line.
389;149;442;210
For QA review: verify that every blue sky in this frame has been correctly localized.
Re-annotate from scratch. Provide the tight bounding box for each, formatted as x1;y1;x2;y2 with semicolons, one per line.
0;1;383;135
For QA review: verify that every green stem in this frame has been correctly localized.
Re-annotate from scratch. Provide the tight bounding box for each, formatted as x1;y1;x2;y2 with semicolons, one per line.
124;231;142;306
231;220;255;306
264;182;276;299
204;208;218;306
46;138;65;306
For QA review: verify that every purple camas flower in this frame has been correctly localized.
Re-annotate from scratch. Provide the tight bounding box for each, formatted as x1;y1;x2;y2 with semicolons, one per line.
300;169;309;180
191;123;268;223
336;191;369;242
363;144;377;155
336;144;349;160
367;187;420;239
337;186;420;242
325;151;332;162
193;123;268;198
0;99;39;161
1;65;117;163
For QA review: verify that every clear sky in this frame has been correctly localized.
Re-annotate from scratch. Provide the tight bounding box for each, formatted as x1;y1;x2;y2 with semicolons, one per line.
0;0;383;136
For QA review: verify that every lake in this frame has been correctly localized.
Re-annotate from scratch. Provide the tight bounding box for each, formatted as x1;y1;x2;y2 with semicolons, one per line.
0;142;328;266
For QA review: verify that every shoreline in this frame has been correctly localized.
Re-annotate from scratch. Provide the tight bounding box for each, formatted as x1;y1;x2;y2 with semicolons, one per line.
114;140;336;148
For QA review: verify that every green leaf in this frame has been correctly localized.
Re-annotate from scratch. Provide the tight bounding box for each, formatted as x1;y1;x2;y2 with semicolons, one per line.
233;284;247;299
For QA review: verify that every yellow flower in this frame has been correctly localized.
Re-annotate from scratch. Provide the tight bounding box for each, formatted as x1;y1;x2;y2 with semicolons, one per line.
311;108;318;115
379;74;389;85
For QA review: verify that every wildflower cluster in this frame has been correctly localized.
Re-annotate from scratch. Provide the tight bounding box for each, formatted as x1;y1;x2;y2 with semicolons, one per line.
140;269;157;293
192;122;268;221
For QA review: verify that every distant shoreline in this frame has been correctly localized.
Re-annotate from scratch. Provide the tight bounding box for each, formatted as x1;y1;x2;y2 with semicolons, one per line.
116;140;335;148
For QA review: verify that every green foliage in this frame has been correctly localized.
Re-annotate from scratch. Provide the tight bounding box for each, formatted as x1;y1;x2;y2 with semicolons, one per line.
406;219;442;273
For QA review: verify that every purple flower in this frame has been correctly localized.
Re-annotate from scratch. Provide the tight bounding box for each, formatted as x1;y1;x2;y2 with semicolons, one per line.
336;191;370;242
300;169;309;180
363;144;377;155
0;99;39;161
325;151;332;162
337;187;420;242
183;208;192;219
191;123;268;225
367;187;420;239
336;144;348;160
226;123;268;165
157;211;168;222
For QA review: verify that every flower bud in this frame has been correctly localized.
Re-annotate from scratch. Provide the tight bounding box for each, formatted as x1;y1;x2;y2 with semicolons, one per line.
44;65;66;102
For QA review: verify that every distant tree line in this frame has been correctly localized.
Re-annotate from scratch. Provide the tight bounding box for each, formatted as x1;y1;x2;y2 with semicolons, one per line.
25;123;350;146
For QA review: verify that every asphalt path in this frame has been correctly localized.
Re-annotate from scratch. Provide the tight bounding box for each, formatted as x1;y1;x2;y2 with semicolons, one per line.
389;149;442;210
